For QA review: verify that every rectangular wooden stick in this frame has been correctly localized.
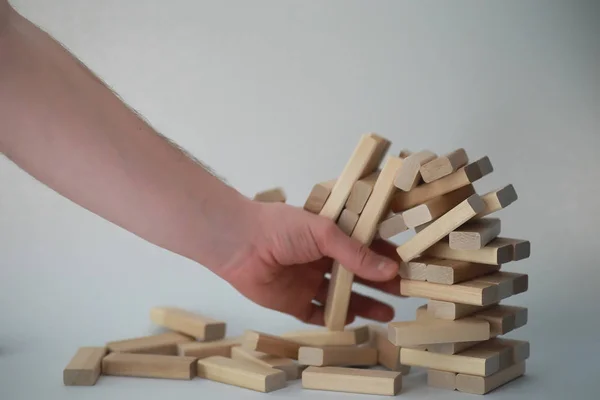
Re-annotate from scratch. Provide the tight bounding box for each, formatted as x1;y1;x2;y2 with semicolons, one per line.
456;361;525;395
177;337;242;358
473;305;528;336
302;366;402;396
253;187;286;203
427;299;494;320
400;345;502;376
424;257;501;285
63;347;107;386
400;279;499;306
425;238;513;265
420;148;469;183
345;171;379;214
491;237;531;260
150;307;226;341
428;341;483;355
378;213;408;239
304;179;336;214
337;209;360;235
388;318;490;347
394;150;437;191
281;326;369;347
402;185;475;228
242;330;302;360
398;258;428;281
102;353;197;380
231;346;300;380
298;346;378;367
475;184;518;218
472;272;528;300
427;369;457;390
449;218;501;250
106;332;194;355
367;325;410;374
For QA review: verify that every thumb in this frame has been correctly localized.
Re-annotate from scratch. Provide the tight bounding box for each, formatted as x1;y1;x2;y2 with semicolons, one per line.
313;218;398;281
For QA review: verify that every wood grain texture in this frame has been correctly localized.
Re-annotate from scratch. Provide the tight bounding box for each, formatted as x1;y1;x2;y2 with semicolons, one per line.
424;257;501;285
449;218;501;250
150;307;226;341
378;213;408;239
231;346;299;380
388;318;490;347
456;361;525;395
420;148;469;183
400;344;503;376
101;353;197;380
400;279;499;306
425;238;513;265
242;330;302;360
398;258;428;280
281;326;369;347
402;185;475;228
304;180;336;214
337;209;359;235
345;171;379;214
177;337;242;358
253;187;286;203
302;366;402;396
394;150;437;191
475;184;518;218
106;332;193;355
63;347;106;386
298;346;378;367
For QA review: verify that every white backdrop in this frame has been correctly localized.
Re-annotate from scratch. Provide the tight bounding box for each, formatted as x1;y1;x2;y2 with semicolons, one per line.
1;1;599;399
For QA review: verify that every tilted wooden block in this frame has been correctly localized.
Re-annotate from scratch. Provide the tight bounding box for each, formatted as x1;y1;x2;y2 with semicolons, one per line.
281;326;369;347
150;307;226;341
325;156;403;330
367;325;410;374
177;336;242;358
298;345;378;367
197;355;287;392
491;237;531;260
106;332;194;355
472;272;528;300
427;299;494;320
427;369;457;390
394;150;437;191
425;238;513;265
449;218;501;250
253;187;286;203
424;257;501;285
302;366;402;396
396;194;485;262
242;330;302;360
456;361;526;395
345;171;379;214
402;185;475;229
420;148;469;183
231;346;299;380
398;258;428;281
475;184;518;218
63;347;107;386
337;209;360;235
102;352;197;380
388;318;490;347
391;156;493;212
400;279;499;306
378;213;408;239
304;179;336;214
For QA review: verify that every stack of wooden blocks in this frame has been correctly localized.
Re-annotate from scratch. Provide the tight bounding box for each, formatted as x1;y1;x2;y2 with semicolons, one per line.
63;133;529;396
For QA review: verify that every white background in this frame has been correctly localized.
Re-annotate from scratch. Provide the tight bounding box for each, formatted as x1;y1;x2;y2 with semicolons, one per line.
1;0;599;398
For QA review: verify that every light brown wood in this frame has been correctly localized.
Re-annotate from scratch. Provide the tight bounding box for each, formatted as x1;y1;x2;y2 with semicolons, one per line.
491;237;531;260
345;171;379;213
456;361;525;395
378;213;408;239
102;352;197;380
298;346;378;367
106;332;193;355
302;366;402;396
197;355;287;392
396;194;485;262
391;157;493;212
394;150;437;191
367;325;410;374
231;346;299;380
398;258;428;280
63;347;106;386
420;148;469;183
253;187;286;203
475;184;518;218
424;257;501;285
402;185;475;228
472;272;528;300
325;156;403;330
400;279;499;306
337;209;359;235
449;218;501;250
427;299;493;320
427;369;457;390
473;305;528;336
388;318;490;347
400;345;503;376
281;326;369;347
242;330;302;360
150;307;226;341
177;336;242;358
428;341;482;355
304;179;336;214
491;338;530;365
399;149;412;159
425;238;513;265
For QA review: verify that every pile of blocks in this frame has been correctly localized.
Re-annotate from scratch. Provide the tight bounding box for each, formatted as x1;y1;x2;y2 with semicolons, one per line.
64;133;530;396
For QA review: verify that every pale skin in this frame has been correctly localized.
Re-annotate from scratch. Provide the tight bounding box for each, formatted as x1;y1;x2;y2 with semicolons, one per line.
0;3;403;326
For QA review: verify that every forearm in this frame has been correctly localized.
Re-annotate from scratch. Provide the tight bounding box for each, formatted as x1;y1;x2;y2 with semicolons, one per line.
0;8;255;270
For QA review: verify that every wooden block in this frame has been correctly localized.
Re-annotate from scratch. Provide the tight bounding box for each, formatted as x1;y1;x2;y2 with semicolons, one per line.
299;346;378;367
420;148;469;183
473;305;528;336
281;326;369;347
472;272;529;300
337;209;359;235
425;238;513;265
400;279;499;306
398;258;428;280
367;325;410;374
491;338;530;364
449;218;501;250
394;150;437;191
402;185;475;228
427;299;493;320
304;179;336;214
378;213;408;239
325;156;403;330
456;361;525;395
150;307;225;341
396;194;486;262
302;366;402;396
106;332;193;355
391;156;493;212
399;149;412;158
388;318;490;347
177;336;242;358
475;184;518;218
400;345;502;376
428;341;482;355
231;346;299;380
345;171;379;213
425;258;501;285
63;347;106;386
197;355;287;392
492;237;531;260
242;330;301;359
427;369;457;390
102;352;197;380
253;187;286;203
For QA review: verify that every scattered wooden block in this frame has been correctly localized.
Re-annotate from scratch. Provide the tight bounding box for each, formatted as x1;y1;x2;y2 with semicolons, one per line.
281;326;369;347
197;355;287;392
242;330;301;360
106;332;194;355
475;184;518;218
388;318;490;347
394;150;437;191
400;279;499;306
102;353;197;380
400;344;503;376
396;194;486;262
177;337;242;358
398;258;428;281
420;148;469;183
391;156;493;212
345;171;379;214
449;218;501;250
425;238;513;265
325;156;403;330
424;258;501;285
427;369;457;390
402;185;475;228
63;347;107;386
456;361;526;395
304;179;336;214
491;237;531;260
231;346;299;380
472;272;529;300
150;307;226;341
367;325;411;374
253;187;286;203
298;345;378;367
302;366;403;396
427;299;494;320
337;209;359;235
378;213;408;239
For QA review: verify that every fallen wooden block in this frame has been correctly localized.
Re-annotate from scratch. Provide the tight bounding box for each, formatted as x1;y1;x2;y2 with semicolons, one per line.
304;179;336;214
242;330;301;360
63;347;107;386
427;299;494;320
420;148;469;183
427;369;457;390
394;150;437;191
388;318;490;347
475;184;518;218
150;307;226;341
298;346;378;367
378;213;408;239
398;258;428;281
424;257;501;285
177;336;242;358
102;352;197;380
367;325;411;374
253;187;286;203
337;209;360;235
396;194;486;262
400;279;499;306
491;237;531;260
449;218;501;250
472;272;529;300
456;361;526;395
106;332;194;355
302;366;402;396
425;238;513;265
197;355;287;392
391;156;493;212
345;171;379;214
281;326;369;347
231;346;299;380
402;185;475;229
